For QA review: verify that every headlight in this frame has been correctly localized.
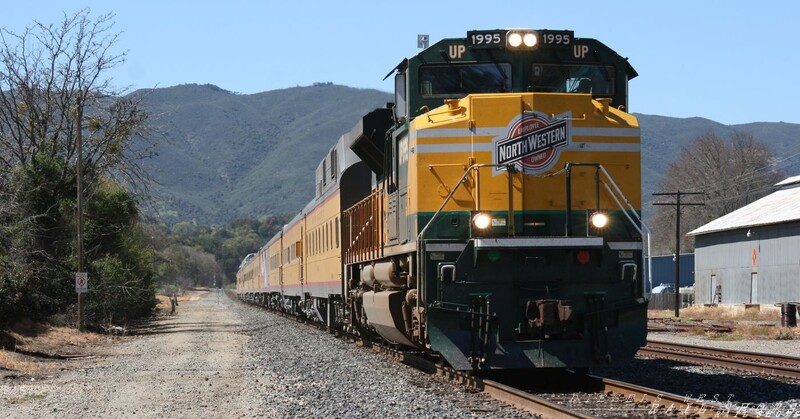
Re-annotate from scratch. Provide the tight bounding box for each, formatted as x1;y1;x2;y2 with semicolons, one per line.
590;212;609;229
472;212;492;230
523;33;537;47
507;31;539;49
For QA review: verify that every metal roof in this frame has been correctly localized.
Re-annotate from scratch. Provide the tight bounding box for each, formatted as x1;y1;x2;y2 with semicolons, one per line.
776;175;800;187
688;179;800;236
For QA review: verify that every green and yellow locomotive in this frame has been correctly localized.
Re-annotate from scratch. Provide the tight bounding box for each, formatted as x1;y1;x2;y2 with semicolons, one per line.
238;29;648;370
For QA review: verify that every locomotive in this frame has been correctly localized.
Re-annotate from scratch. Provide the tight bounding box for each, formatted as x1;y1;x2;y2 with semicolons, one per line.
237;29;649;370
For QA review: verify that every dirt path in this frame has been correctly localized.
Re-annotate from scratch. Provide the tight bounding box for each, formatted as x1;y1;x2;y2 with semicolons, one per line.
0;290;266;418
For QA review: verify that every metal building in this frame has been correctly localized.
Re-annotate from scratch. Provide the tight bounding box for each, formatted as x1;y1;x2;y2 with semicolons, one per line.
687;176;800;305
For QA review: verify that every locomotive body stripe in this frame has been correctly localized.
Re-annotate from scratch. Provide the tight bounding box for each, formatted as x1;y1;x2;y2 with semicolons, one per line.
414;141;640;154
425;243;467;252
411;126;640;139
607;241;644;250
474;237;604;248
572;127;640;138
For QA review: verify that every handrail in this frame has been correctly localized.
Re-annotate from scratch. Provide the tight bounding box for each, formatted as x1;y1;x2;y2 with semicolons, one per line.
596;164;653;295
415;163;501;341
416;163;499;244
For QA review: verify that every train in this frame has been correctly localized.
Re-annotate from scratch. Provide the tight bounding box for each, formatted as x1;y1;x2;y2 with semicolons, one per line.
237;28;649;371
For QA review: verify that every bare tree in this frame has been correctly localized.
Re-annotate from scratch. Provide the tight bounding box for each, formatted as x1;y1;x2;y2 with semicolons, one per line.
0;9;154;190
0;10;157;324
651;132;782;254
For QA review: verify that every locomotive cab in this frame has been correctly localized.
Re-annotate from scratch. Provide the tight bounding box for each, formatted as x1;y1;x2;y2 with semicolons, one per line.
391;29;636;126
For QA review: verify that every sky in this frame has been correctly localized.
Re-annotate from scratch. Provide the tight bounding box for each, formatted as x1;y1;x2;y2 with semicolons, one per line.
3;1;799;125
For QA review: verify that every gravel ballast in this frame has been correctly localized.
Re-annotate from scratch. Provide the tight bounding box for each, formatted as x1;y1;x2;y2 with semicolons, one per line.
0;291;531;418
3;291;799;418
593;333;800;417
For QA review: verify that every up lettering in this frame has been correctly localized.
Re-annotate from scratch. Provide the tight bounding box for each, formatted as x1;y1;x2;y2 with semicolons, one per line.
573;44;589;59
448;45;466;59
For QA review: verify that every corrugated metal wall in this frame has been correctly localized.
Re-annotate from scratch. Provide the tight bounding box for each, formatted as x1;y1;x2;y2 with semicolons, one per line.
694;223;800;305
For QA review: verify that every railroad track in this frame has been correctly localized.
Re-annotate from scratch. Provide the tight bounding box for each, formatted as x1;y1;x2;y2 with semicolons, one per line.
532;376;770;418
423;355;768;418
389;342;774;417
237;295;769;417
640;340;800;380
648;318;734;333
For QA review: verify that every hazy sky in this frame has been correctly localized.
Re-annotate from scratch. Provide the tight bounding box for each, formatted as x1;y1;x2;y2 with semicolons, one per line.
3;1;798;125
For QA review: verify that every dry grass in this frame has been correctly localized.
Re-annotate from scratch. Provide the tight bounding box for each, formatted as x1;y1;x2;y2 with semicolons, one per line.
156;290;206;310
0;350;53;373
650;305;800;340
650;305;781;321
0;321;114;373
686;326;708;335
2;321;109;350
708;325;800;341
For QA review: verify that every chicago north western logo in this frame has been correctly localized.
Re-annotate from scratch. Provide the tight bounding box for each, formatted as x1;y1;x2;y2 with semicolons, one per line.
494;112;570;173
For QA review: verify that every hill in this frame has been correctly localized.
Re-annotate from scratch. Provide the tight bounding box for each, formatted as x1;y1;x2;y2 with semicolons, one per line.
636;114;800;218
137;83;392;225
135;84;800;225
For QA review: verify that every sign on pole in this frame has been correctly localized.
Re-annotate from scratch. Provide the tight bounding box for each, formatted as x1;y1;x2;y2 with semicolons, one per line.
75;272;88;293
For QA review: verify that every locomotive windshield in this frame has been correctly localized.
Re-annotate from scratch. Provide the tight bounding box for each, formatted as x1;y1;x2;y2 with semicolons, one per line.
418;63;512;96
417;62;616;97
530;64;615;95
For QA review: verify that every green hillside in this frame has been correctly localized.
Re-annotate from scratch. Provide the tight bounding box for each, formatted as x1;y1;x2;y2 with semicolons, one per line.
138;83;392;225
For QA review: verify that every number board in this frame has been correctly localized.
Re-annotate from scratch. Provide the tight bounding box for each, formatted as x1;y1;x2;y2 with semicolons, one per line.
467;30;574;48
539;30;573;46
467;30;504;48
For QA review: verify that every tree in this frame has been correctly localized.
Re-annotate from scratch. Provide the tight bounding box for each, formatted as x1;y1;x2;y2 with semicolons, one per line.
0;9;154;185
0;179;40;321
651;132;782;254
83;182;157;324
0;10;156;326
157;245;223;289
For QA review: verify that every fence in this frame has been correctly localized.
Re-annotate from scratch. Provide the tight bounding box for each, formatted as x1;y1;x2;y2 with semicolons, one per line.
647;292;694;310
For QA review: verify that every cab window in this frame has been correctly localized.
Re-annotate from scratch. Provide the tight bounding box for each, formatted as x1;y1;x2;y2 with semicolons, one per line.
419;63;512;96
530;64;615;96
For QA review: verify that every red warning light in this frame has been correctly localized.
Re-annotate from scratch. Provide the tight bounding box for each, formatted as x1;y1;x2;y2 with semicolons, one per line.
577;250;590;265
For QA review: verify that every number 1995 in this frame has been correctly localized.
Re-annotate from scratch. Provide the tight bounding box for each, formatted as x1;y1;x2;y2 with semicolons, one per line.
543;33;571;45
470;33;501;45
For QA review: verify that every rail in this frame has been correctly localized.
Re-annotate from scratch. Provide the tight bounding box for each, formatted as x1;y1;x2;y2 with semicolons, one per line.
641;340;800;380
598;376;768;418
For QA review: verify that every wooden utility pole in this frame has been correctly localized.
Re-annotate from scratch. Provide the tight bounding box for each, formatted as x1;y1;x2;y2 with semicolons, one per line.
76;98;85;330
653;191;704;317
